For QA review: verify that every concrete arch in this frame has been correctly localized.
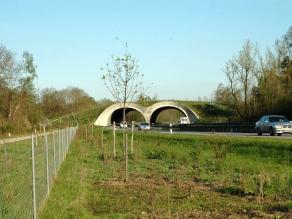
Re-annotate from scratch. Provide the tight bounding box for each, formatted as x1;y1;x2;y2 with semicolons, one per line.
146;101;200;124
94;101;200;126
94;103;147;126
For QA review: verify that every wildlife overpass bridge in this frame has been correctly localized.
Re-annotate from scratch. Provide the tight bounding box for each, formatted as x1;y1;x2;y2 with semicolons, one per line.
94;101;200;126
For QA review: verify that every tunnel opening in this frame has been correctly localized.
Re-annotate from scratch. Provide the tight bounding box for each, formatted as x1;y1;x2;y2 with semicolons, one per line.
111;108;146;124
150;107;187;124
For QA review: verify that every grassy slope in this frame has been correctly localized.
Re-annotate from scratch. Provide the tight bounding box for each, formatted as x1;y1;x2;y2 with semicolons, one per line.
40;129;291;218
139;100;234;122
181;101;234;122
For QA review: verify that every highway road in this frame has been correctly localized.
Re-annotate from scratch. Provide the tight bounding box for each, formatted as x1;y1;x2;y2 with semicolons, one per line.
156;130;292;139
113;126;292;139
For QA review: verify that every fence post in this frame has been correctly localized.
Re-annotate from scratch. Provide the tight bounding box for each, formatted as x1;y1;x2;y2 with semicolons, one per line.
85;125;88;139
92;124;94;139
69;128;71;145
58;130;61;169
131;121;134;154
66;128;68;155
101;127;104;149
4;142;7;173
60;129;64;160
113;121;116;158
65;128;67;156
31;134;37;219
53;131;56;177
45;131;50;197
64;129;66;158
125;134;128;183
65;128;67;154
34;127;38;147
67;128;69;152
62;129;65;160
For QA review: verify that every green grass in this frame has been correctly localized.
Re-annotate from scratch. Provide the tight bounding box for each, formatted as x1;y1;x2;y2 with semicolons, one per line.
0;139;33;218
0;132;68;218
181;101;234;122
139;100;235;122
40;128;292;218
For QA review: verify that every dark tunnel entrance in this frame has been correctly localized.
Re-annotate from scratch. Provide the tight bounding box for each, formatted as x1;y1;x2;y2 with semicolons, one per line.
150;107;187;124
111;108;146;124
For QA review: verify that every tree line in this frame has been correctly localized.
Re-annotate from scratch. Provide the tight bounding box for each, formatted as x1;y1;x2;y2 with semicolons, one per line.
0;45;98;134
214;27;292;121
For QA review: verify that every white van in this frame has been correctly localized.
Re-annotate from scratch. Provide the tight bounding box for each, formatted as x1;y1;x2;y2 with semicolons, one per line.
180;117;190;124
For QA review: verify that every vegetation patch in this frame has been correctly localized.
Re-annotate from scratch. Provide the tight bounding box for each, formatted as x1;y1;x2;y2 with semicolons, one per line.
40;128;292;218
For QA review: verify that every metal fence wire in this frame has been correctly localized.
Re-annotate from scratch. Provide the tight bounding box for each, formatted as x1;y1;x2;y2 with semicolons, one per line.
0;126;78;219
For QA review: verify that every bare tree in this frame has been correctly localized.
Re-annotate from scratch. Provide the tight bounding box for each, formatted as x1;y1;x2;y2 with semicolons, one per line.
0;45;20;120
101;44;143;182
216;27;292;120
0;46;37;122
12;51;37;121
224;40;260;120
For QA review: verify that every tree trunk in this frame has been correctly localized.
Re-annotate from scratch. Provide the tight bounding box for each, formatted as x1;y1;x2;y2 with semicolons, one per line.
229;78;244;119
12;102;21;121
244;71;248;119
123;101;126;148
7;91;13;121
125;134;128;183
122;101;128;183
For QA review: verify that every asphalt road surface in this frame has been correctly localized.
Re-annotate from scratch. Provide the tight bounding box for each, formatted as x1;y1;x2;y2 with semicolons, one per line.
114;126;292;139
152;129;292;139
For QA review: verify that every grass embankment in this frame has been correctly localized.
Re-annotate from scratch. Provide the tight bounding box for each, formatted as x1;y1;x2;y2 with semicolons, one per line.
140;100;234;122
182;101;234;122
40;128;291;218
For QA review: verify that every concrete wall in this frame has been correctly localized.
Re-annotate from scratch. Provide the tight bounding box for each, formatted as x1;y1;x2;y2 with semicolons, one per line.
94;101;200;126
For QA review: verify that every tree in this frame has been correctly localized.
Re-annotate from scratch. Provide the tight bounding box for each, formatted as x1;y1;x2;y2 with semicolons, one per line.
213;83;234;105
215;27;292;121
12;51;38;121
224;40;260;120
0;45;37;124
40;87;97;118
101;44;143;182
0;45;20;120
136;92;157;106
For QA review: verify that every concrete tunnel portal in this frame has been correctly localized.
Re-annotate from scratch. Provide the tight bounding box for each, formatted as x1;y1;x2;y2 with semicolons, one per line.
94;101;200;126
149;106;187;124
110;108;146;124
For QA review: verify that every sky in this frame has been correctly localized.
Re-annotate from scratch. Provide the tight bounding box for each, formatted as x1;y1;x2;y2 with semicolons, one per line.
0;0;291;101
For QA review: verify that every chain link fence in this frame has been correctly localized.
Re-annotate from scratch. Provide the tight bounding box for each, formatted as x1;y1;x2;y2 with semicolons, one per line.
0;126;78;219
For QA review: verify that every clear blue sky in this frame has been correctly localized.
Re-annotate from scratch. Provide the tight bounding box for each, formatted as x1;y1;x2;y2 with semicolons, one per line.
0;0;291;101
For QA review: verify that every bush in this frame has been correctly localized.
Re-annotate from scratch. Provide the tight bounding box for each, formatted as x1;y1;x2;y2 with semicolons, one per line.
216;186;245;196
145;150;166;160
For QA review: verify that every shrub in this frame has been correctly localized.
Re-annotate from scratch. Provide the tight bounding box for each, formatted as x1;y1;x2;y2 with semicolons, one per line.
216;186;245;196
145;150;166;160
